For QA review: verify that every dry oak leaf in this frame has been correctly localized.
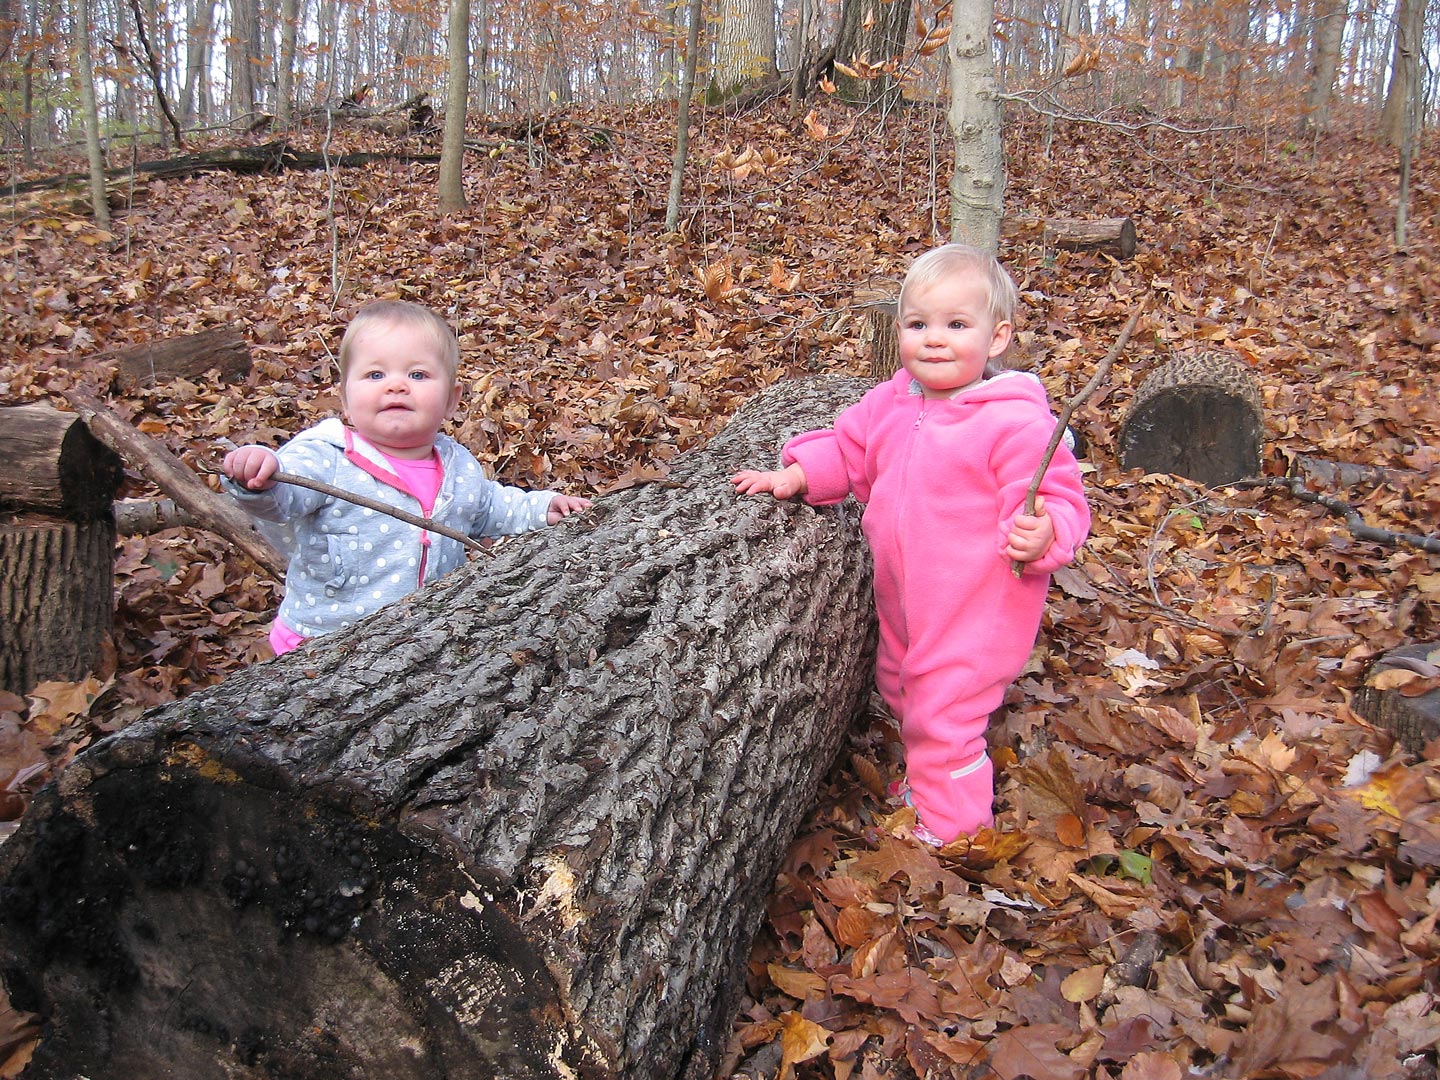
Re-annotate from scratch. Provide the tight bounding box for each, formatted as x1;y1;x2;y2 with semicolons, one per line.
768;963;827;1002
778;1011;830;1080
985;1023;1089;1080
1229;973;1353;1078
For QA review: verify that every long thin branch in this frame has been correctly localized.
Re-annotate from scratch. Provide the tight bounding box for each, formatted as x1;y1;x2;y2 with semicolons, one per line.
271;471;490;554
1234;477;1440;554
1012;303;1146;577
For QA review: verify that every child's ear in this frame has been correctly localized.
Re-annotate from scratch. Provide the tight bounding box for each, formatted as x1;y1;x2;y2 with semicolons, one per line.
988;320;1014;358
445;381;463;418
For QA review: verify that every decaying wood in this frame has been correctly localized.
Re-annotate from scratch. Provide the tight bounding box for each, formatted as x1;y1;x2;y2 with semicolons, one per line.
1120;352;1264;486
1043;216;1137;260
0;376;880;1080
6;141;442;202
0;402;124;520
1352;644;1440;755
114;497;194;535
61;389;287;579
1235;477;1440;555
0;403;123;695
88;325;252;392
1290;455;1417;490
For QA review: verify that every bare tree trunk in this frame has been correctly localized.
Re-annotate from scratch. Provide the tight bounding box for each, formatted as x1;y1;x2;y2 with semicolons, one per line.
832;0;908;106
665;0;704;232
710;0;775;100
1299;0;1347;132
1380;0;1423;145
274;0;300;127
0;376;878;1080
948;0;1004;251
786;0;810;114
438;0;470;213
73;0;111;227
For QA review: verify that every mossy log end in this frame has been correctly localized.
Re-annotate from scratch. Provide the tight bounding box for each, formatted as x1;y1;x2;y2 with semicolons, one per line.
0;376;880;1080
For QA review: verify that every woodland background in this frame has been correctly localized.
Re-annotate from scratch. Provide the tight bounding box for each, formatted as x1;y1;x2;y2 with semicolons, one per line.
2;0;1440;1077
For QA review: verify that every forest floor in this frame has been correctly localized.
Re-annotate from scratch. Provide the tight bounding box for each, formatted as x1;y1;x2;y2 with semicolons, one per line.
2;95;1439;1079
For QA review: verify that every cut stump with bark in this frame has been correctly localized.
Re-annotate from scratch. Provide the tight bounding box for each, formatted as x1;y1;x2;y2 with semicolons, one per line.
0;376;879;1080
1352;643;1440;755
0;403;123;695
1120;353;1264;486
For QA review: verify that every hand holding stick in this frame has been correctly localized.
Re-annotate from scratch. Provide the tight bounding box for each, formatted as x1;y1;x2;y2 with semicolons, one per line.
1011;302;1147;578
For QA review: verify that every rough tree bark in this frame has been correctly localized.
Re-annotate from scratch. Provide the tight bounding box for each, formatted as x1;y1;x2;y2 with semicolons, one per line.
0;376;879;1080
0;402;124;694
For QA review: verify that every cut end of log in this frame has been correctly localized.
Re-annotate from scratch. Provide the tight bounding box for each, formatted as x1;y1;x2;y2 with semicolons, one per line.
0;740;596;1080
1120;352;1264;486
1351;643;1440;756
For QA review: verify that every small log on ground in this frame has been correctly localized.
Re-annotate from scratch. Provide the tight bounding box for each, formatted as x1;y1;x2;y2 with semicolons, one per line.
0;403;123;695
63;389;287;579
1043;216;1137;260
1119;352;1264;486
88;325;251;392
1352;643;1440;755
0;376;879;1080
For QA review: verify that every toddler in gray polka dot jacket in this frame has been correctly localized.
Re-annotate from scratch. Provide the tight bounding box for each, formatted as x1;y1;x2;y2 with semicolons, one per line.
222;300;590;655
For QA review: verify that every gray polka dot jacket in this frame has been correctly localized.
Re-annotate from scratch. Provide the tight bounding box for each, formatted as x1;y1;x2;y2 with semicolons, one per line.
223;418;557;639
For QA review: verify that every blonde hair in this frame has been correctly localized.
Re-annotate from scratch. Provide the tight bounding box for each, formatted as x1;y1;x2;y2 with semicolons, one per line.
337;301;460;381
898;243;1018;329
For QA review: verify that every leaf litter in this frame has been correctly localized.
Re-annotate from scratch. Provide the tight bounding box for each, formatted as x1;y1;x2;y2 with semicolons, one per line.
1;100;1438;1078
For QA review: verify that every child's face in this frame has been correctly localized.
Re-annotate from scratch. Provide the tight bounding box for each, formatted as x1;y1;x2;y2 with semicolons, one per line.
897;276;1012;399
340;321;461;459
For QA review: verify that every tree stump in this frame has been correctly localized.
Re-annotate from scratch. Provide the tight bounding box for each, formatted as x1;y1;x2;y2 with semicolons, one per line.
89;325;252;393
1043;216;1137;260
1351;644;1440;755
0;376;880;1080
0;403;124;695
1119;353;1264;486
855;285;900;381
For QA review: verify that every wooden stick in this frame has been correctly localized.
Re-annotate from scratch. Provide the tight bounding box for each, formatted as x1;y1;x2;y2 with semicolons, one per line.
270;470;490;554
1011;303;1146;578
63;389;289;580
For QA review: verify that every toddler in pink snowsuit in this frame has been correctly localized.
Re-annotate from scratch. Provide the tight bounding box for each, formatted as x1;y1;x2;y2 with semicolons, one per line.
733;244;1090;844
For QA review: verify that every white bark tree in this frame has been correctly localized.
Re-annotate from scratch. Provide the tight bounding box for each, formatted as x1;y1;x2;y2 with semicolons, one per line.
948;0;1004;251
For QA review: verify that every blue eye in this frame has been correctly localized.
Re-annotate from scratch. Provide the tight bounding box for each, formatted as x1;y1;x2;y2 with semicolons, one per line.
408;370;430;380
950;320;968;330
364;370;385;380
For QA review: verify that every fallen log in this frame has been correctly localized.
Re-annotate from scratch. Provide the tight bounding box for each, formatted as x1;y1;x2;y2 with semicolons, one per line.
89;325;252;393
62;389;287;579
0;375;879;1080
1043;216;1137;261
0;402;124;694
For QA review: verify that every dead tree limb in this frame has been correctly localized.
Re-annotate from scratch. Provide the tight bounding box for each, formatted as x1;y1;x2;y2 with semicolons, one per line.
1233;477;1440;554
0;376;880;1080
1011;303;1145;576
61;390;287;578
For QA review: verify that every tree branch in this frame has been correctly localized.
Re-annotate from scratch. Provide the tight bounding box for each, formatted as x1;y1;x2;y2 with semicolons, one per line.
1012;302;1146;577
1233;477;1440;554
269;471;491;554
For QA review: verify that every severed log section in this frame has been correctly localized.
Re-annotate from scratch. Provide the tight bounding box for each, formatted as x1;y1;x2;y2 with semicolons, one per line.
0;376;880;1080
0;403;124;694
855;285;900;381
89;325;252;392
1043;216;1137;260
1119;352;1264;486
1352;643;1440;755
